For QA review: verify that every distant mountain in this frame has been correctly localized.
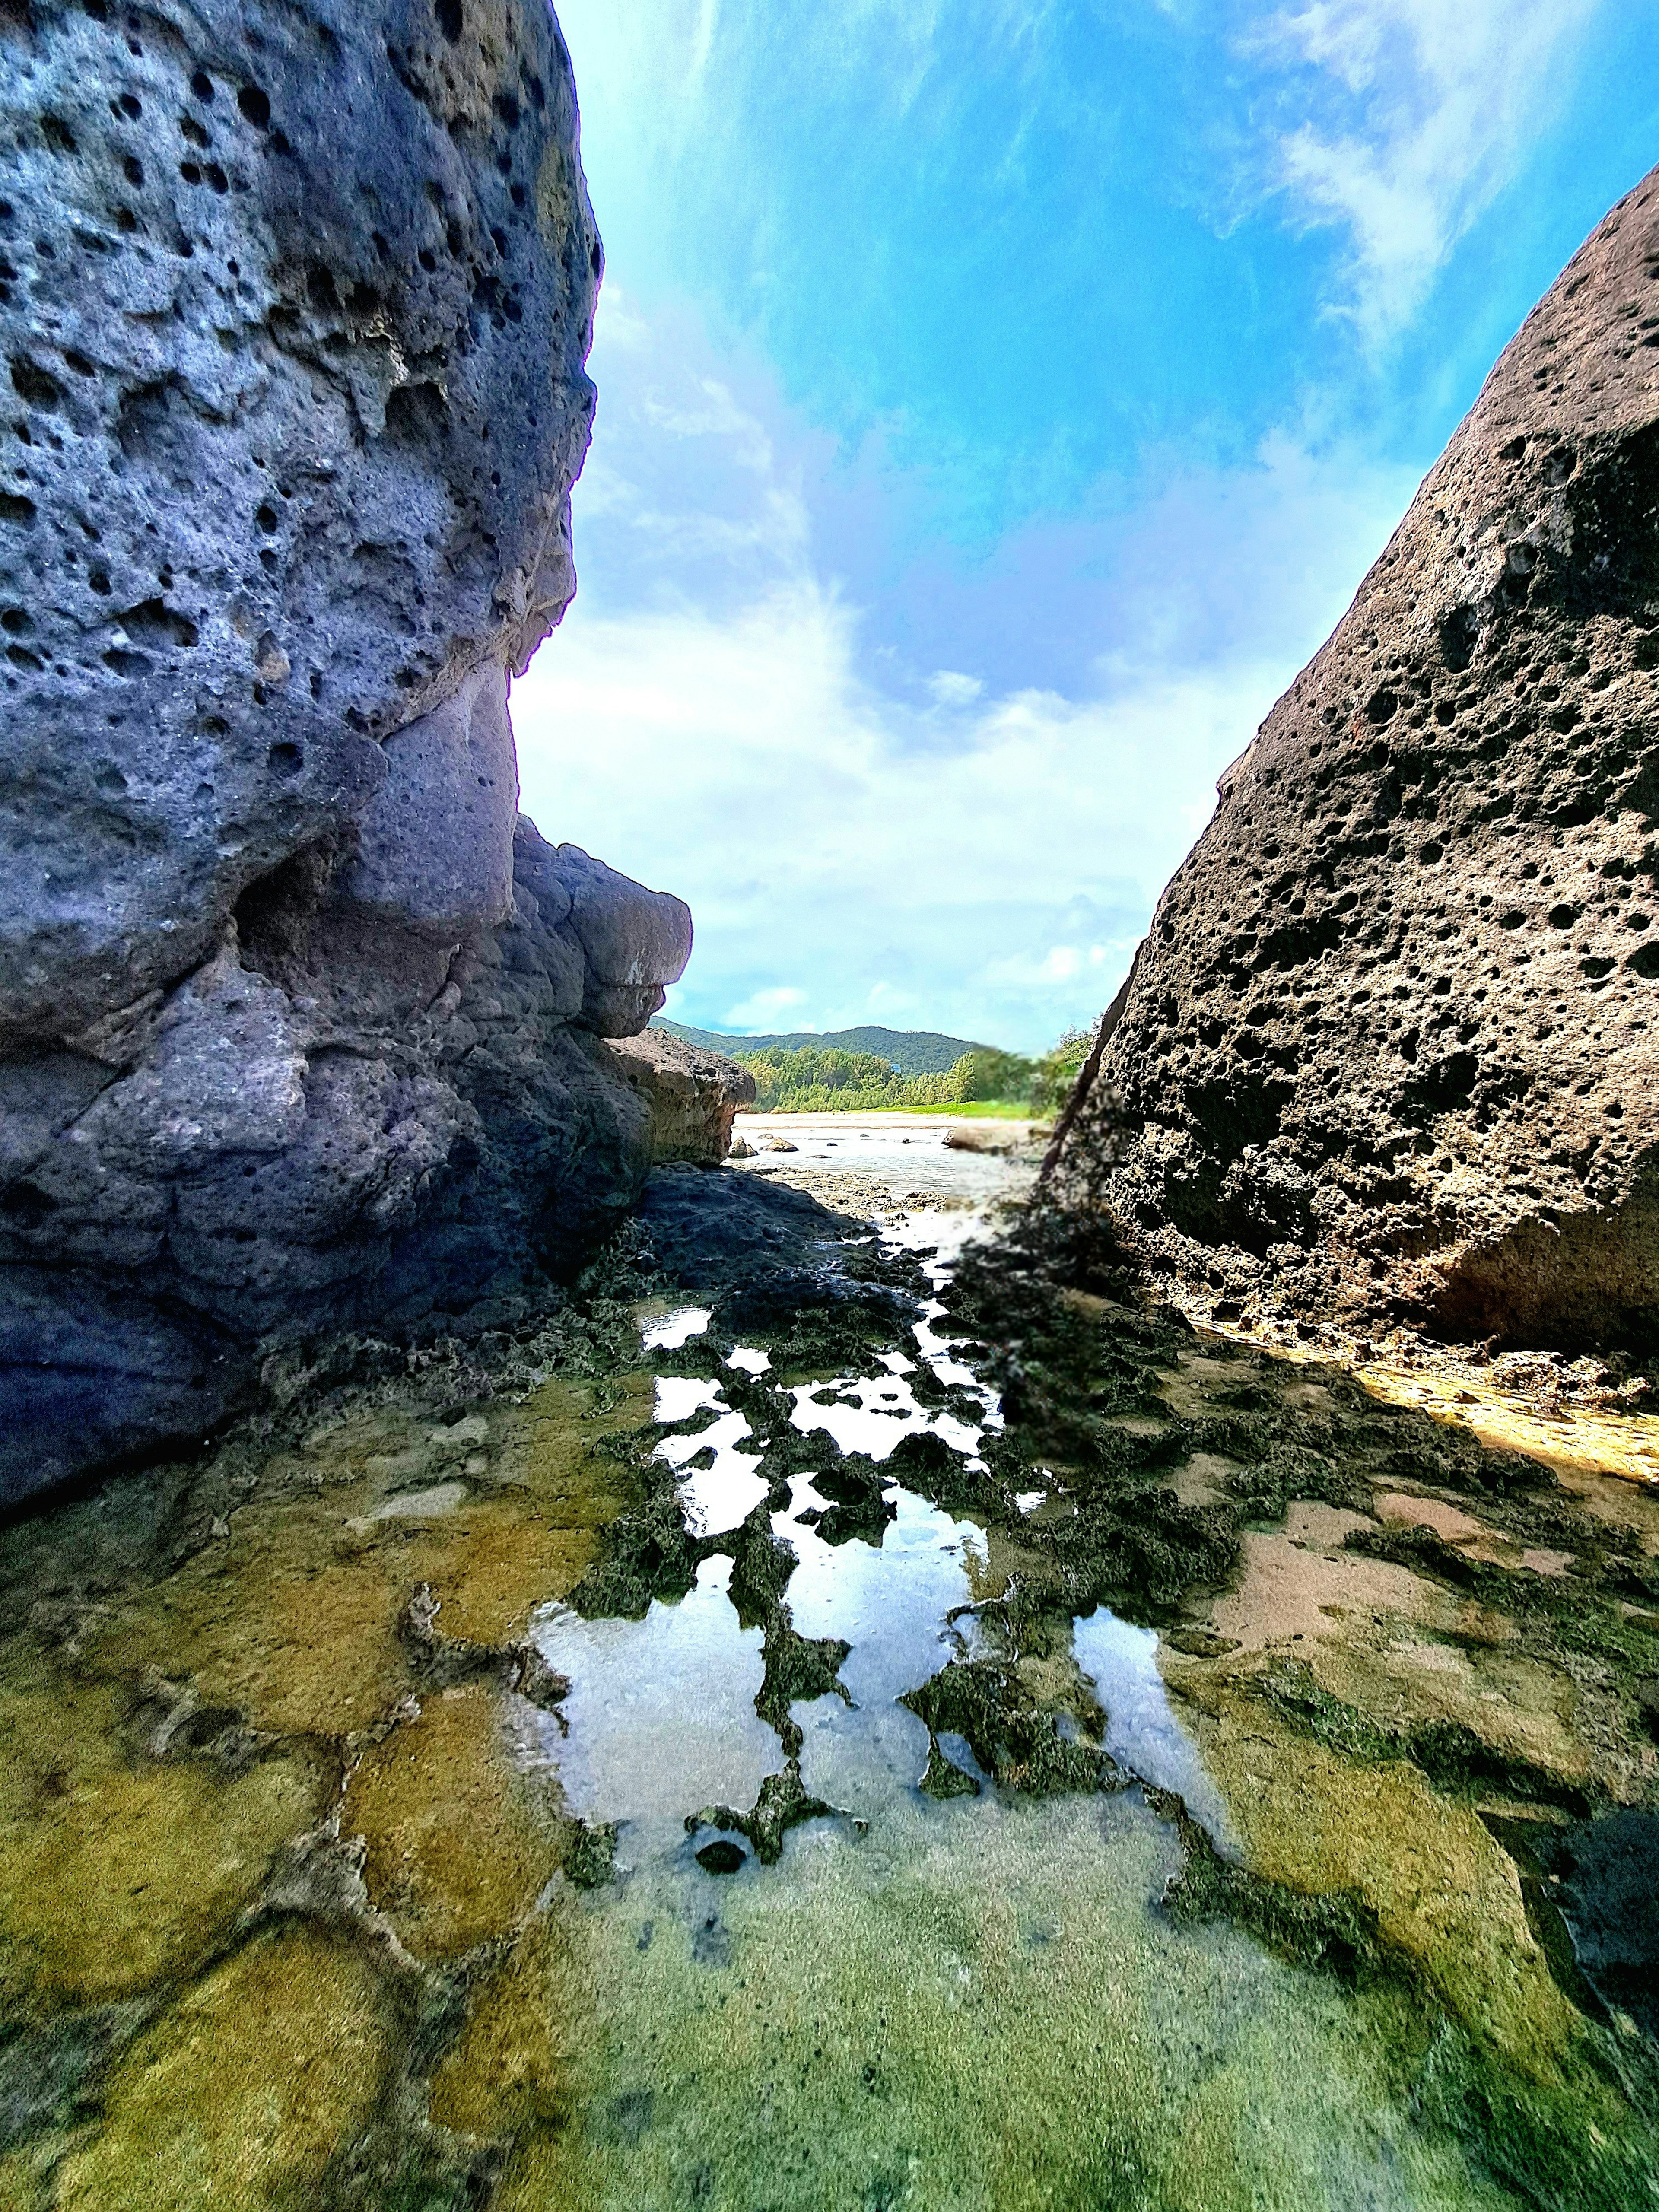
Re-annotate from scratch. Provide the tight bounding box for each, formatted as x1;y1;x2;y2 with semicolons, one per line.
651;1020;996;1075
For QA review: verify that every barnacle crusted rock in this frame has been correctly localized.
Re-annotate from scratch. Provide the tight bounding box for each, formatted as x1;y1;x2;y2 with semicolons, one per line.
0;0;691;1503
1050;165;1659;1354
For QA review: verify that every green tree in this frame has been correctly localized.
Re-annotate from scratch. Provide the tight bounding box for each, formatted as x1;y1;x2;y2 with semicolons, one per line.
1029;1026;1096;1119
948;1047;1036;1104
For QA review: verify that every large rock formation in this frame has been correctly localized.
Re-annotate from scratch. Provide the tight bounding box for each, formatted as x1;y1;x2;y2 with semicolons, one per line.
1051;165;1659;1355
0;0;690;1506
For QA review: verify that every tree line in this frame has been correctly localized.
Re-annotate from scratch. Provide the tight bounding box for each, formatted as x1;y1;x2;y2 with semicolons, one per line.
730;1029;1096;1116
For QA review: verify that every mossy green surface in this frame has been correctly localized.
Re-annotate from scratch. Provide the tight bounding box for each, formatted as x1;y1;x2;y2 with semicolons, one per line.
1;1195;1656;2207
50;1924;394;2212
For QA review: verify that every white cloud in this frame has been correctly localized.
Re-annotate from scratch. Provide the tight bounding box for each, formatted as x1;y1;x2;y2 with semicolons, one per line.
928;670;985;707
721;985;808;1030
513;577;1301;1052
512;285;1419;1053
1247;0;1603;338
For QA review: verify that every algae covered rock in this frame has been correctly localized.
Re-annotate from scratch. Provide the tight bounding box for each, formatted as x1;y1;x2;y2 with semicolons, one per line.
0;0;693;1505
1051;165;1659;1354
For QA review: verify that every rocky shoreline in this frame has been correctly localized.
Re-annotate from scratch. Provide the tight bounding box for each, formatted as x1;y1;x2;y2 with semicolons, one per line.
1;1166;1656;2205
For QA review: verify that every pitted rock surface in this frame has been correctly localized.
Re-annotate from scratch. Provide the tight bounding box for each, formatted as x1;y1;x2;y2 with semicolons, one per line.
1051;165;1659;1354
0;3;702;1506
0;0;603;1039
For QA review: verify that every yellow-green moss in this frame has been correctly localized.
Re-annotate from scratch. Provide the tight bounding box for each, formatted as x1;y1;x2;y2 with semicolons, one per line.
0;1646;322;2013
429;1910;589;2140
51;1924;391;2212
74;1379;648;1741
1166;1662;1581;2078
343;1684;562;1959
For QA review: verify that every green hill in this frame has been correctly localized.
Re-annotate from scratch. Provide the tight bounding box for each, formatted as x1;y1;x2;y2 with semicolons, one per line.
651;1020;995;1075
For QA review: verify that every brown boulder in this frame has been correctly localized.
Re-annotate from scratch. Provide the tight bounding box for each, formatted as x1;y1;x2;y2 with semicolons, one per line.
604;1029;757;1166
1050;166;1659;1354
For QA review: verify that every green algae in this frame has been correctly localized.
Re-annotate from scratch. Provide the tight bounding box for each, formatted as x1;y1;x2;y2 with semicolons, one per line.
341;1682;565;1961
49;1923;395;2212
491;1793;1525;2212
0;1643;326;2017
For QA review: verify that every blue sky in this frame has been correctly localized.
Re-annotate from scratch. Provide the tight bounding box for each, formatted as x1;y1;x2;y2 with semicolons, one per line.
512;0;1659;1052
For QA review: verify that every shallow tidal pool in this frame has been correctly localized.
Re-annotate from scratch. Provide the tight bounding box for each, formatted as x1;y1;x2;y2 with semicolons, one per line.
1;1186;1656;2210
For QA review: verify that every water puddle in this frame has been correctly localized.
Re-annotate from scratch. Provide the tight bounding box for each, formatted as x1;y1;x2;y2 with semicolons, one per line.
529;1559;777;1833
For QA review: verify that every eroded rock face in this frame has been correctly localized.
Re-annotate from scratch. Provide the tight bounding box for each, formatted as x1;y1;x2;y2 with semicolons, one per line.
1051;166;1659;1354
0;2;694;1506
605;1029;758;1166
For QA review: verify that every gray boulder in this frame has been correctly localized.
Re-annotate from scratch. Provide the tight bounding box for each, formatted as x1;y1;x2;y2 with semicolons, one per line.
0;0;692;1506
1050;165;1659;1355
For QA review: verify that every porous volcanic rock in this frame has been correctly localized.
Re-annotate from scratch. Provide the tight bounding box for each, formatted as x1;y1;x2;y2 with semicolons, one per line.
1050;166;1659;1356
604;1028;758;1165
0;1;694;1506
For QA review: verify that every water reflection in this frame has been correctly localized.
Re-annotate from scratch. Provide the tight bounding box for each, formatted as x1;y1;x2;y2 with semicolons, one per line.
530;1557;777;1831
1073;1607;1236;1848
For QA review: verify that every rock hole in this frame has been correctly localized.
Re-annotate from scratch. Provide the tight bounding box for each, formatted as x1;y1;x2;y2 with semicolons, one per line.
591;238;603;278
63;349;94;377
116;598;197;647
307;263;339;311
40;114;76;156
122;154;143;186
1438;604;1479;673
0;1182;55;1226
1364;687;1398;725
237;85;270;130
114;207;137;232
267;741;302;779
6;642;41;670
103;647;151;677
383;381;449;444
10;357;60;409
435;0;463;44
0;490;35;525
190;68;213;101
0;607;27;634
179;113;209;149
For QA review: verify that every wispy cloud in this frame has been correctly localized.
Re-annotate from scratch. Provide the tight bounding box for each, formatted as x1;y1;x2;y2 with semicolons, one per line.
1246;0;1604;338
520;286;1417;1049
518;575;1312;1050
721;985;809;1029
